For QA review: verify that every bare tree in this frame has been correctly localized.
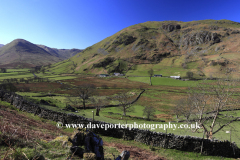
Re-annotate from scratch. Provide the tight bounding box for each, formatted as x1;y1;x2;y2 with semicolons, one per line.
148;69;154;86
73;84;96;110
113;92;135;116
172;98;194;121
142;106;156;121
90;97;106;116
183;77;240;139
65;95;81;108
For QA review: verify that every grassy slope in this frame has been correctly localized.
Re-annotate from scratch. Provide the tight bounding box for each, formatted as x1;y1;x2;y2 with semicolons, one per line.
0;101;236;160
47;20;240;79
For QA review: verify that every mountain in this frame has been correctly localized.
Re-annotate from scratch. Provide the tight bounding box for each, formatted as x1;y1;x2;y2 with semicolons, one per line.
0;44;4;48
0;39;82;68
48;19;240;78
37;45;82;59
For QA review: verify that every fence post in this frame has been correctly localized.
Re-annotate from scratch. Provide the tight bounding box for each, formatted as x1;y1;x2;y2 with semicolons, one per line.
200;130;205;155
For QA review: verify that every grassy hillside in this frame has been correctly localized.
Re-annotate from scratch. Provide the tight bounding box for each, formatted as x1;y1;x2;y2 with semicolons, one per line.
47;19;240;78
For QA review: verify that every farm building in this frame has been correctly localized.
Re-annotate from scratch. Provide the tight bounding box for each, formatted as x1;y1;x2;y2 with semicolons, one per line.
99;74;109;77
114;73;125;76
154;74;162;77
170;76;181;79
114;73;120;76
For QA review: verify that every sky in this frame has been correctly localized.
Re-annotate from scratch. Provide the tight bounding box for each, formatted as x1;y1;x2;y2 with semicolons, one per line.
0;0;240;49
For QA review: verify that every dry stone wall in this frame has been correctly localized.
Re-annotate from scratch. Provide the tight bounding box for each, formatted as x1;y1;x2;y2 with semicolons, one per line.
0;89;239;158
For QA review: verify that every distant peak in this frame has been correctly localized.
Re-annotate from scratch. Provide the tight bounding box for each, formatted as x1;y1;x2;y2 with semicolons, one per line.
11;39;32;45
13;38;28;42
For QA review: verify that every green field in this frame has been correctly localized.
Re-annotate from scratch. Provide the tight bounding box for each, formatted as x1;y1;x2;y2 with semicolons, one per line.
0;69;77;81
1;68;240;152
128;77;199;87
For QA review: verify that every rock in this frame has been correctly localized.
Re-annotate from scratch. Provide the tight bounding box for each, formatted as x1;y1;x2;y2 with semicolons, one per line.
83;153;96;160
113;34;137;45
182;28;192;34
180;31;221;47
92;57;115;68
136;39;149;46
223;28;232;32
231;30;240;34
209;25;219;30
162;24;181;32
97;48;109;55
215;47;220;52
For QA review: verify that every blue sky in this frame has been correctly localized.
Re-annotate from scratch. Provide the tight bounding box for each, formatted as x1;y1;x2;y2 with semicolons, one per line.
0;0;240;49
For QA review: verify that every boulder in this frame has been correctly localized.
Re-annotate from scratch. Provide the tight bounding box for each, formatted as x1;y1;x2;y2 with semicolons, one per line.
231;30;240;34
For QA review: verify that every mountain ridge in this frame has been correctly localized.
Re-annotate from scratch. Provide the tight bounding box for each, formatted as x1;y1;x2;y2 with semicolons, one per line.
0;39;82;68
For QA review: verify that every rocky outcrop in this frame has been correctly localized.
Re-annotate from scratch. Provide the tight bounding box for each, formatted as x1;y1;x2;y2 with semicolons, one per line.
97;48;109;55
162;24;181;32
180;31;221;47
92;57;115;68
150;52;171;62
231;30;240;34
113;34;137;45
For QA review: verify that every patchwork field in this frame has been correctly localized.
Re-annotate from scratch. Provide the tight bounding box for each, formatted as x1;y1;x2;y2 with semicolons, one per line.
1;68;240;159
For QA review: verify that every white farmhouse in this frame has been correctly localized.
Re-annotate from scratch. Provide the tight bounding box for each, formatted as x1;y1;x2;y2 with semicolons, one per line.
170;76;181;79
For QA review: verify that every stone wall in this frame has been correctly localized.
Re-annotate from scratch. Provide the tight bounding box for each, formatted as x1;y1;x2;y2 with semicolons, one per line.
0;89;239;158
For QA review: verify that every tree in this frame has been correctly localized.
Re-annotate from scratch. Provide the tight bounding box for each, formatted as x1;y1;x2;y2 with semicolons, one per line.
107;68;112;75
186;71;193;79
90;97;106;116
180;78;240;139
41;68;46;74
114;92;135;116
148;69;154;86
172;98;194;121
65;95;81;109
73;84;96;110
118;60;128;73
143;106;156;120
0;68;7;73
